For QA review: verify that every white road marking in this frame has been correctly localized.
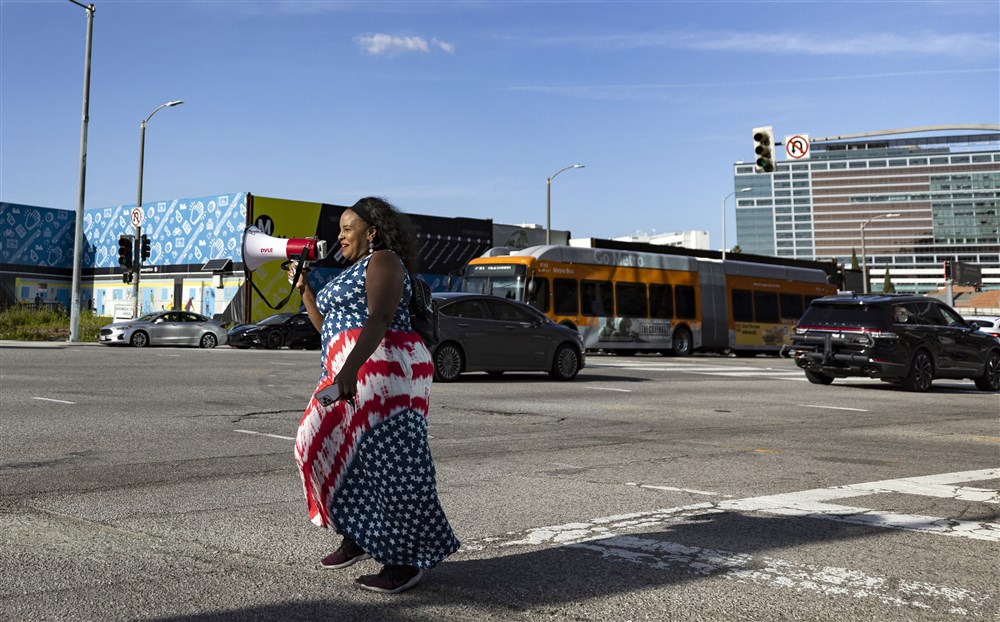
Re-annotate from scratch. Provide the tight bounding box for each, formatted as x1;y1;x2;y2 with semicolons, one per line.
32;396;75;404
721;469;1000;541
585;386;632;392
797;403;870;412
234;429;295;441
574;535;989;616
462;469;999;616
626;482;726;497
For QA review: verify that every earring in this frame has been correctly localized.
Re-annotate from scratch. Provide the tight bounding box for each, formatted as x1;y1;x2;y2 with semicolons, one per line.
368;240;374;254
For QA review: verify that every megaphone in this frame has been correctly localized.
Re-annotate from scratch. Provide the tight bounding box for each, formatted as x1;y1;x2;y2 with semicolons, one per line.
241;226;329;272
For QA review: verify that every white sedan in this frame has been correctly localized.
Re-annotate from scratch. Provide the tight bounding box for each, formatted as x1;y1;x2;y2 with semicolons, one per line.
966;315;1000;342
99;311;229;348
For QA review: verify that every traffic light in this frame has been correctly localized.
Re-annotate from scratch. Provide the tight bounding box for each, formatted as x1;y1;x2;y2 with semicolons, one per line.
118;234;134;269
140;234;151;262
752;126;776;173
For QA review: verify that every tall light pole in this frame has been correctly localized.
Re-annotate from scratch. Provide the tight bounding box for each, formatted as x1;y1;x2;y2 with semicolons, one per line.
860;213;900;294
721;187;752;261
67;0;95;343
132;100;184;318
546;163;585;245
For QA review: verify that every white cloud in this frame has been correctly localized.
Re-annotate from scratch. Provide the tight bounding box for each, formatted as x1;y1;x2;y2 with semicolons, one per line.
534;30;997;58
433;38;456;54
356;33;455;57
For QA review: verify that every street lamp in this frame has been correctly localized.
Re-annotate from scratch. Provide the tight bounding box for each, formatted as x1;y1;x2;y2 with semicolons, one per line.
546;163;585;245
132;100;184;318
860;213;900;294
67;0;96;343
721;187;752;260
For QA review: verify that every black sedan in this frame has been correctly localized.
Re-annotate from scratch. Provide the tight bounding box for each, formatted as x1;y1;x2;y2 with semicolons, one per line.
227;312;320;350
430;293;585;382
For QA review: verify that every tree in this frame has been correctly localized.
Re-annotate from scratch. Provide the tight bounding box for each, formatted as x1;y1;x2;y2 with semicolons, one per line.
850;247;859;271
730;245;743;255
882;270;896;294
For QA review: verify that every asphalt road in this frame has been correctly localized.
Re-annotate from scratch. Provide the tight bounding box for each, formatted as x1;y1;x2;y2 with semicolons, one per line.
1;342;997;621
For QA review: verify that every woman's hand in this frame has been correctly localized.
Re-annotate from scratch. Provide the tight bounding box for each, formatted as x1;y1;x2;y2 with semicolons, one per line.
288;261;310;293
333;365;360;402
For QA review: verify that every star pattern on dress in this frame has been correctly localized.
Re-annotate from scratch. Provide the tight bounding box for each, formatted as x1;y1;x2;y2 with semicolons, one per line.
315;255;412;370
331;412;460;569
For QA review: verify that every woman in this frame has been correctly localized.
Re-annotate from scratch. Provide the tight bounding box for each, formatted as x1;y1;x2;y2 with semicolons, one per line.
291;197;459;594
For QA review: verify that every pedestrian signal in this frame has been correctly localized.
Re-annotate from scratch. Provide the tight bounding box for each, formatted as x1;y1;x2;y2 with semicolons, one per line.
140;234;151;262
752;126;776;173
118;234;134;269
122;271;133;284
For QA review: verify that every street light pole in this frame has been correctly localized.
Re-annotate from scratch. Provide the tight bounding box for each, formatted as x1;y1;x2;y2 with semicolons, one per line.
860;213;900;294
67;0;95;343
132;100;184;318
546;163;585;245
721;187;751;261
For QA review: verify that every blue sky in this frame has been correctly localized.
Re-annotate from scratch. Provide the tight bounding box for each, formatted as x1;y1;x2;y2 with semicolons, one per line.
2;0;998;248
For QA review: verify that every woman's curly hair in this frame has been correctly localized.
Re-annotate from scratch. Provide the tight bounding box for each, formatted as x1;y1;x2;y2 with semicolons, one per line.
352;197;417;273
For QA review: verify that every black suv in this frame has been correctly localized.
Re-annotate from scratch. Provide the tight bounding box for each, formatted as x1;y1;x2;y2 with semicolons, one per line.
790;294;1000;392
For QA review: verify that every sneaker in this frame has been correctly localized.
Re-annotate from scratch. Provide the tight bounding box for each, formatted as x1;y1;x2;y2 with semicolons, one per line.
319;538;370;569
356;564;424;594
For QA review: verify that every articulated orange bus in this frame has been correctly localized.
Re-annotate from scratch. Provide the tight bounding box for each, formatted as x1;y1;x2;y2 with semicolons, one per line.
461;245;836;356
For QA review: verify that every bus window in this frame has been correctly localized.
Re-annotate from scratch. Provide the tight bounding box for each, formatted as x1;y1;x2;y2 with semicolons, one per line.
615;282;648;318
779;293;804;319
676;285;696;319
527;277;549;313
753;291;779;323
553;279;579;316
732;289;753;322
650;284;673;319
804;295;821;309
581;280;613;317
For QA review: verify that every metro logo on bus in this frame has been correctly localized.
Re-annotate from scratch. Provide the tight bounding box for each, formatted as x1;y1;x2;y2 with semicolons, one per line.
595;250;645;267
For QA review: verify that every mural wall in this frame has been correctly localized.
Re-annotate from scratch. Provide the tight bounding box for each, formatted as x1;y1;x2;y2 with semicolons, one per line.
84;192;247;270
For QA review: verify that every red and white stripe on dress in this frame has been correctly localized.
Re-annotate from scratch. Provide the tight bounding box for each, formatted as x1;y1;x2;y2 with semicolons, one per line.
294;327;433;528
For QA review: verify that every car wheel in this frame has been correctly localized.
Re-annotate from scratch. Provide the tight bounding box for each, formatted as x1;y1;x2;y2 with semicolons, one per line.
901;350;934;392
200;333;218;349
671;327;692;357
973;350;1000;392
130;331;149;348
265;331;284;350
804;370;834;385
434;343;464;382
549;344;581;381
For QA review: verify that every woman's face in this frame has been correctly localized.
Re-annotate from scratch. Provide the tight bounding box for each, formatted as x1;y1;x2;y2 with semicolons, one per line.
338;209;374;263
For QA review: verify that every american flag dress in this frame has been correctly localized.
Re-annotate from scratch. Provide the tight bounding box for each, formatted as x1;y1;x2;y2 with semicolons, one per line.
294;252;460;569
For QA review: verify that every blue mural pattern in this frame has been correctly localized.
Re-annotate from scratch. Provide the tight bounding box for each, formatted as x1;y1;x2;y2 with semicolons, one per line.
0;203;76;269
83;192;247;268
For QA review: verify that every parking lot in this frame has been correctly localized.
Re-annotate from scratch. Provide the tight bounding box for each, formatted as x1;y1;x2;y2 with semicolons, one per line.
1;342;997;621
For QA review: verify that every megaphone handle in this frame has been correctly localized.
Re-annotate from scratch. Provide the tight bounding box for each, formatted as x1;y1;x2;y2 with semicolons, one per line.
245;247;312;311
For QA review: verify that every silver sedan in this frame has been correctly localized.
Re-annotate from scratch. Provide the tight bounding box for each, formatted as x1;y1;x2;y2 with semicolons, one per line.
99;311;229;348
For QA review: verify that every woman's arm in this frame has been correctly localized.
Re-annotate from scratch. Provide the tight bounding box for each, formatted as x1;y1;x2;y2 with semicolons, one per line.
332;251;404;399
289;262;324;332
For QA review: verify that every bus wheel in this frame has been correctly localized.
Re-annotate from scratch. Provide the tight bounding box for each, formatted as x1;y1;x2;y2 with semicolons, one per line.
671;328;692;357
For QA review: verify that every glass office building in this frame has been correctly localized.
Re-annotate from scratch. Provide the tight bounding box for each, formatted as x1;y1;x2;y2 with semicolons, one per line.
733;131;1000;293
